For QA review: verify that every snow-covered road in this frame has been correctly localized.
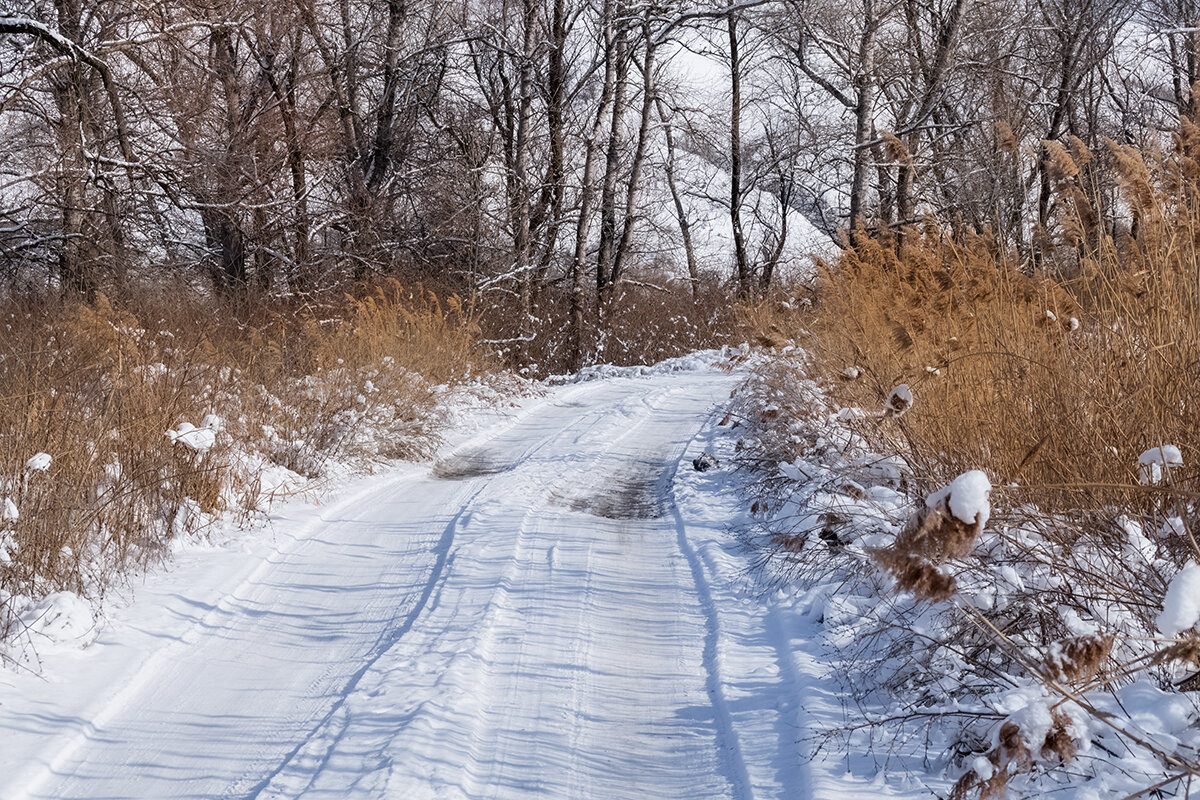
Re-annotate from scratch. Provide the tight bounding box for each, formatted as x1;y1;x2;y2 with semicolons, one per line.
0;367;824;800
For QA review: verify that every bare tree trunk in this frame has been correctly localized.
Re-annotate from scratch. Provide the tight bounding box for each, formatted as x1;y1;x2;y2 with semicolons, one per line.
533;0;568;298
49;0;102;296
296;0;369;281
595;13;629;318
848;0;878;242
569;0;617;368
896;0;967;235
656;97;699;299
759;176;789;292
872;134;895;233
728;11;751;296
208;25;249;289
608;19;658;301
280;49;311;289
512;0;539;321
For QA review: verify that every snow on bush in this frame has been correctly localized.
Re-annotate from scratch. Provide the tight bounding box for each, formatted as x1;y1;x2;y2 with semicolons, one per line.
926;470;992;528
1157;562;1200;635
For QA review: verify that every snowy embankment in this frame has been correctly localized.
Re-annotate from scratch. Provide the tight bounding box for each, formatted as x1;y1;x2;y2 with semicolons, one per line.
734;351;1200;799
0;352;872;800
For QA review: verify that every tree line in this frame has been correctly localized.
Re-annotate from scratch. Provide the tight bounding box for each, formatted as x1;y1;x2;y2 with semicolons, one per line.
0;0;1193;340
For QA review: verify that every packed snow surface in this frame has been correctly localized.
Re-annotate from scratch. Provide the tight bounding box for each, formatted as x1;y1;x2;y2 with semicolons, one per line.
0;363;858;800
926;469;993;528
1158;562;1200;635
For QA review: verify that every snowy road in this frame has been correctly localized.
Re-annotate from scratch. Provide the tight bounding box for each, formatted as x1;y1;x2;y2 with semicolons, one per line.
0;367;820;800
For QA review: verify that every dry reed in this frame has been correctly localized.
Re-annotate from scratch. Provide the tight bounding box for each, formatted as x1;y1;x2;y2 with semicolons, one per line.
0;279;486;648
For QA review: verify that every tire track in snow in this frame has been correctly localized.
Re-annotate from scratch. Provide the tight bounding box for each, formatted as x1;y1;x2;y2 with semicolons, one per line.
666;422;756;800
247;380;670;799
454;383;689;797
242;485;483;800
262;378;730;799
12;381;620;800
3;369;776;800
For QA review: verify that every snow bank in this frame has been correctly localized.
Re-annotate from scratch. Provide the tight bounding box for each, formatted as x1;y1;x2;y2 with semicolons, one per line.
546;348;732;384
0;589;95;668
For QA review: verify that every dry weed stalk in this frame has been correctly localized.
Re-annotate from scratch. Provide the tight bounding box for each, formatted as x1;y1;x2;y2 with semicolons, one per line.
1044;634;1114;684
949;712;1078;800
870;483;983;601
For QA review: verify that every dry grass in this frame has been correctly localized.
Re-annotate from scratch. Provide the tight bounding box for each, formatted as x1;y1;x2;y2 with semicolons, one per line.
478;277;739;376
731;128;1200;798
808;206;1200;520
0;280;486;640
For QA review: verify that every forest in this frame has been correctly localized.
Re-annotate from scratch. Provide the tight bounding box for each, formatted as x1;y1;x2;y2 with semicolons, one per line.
1;0;1183;366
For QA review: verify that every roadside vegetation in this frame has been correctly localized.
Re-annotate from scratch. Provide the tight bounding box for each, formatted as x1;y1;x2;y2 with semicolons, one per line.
0;281;492;654
733;132;1200;798
0;275;743;663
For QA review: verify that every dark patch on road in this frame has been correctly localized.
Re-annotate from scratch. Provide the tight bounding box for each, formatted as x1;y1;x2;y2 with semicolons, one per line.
556;457;672;519
432;449;518;480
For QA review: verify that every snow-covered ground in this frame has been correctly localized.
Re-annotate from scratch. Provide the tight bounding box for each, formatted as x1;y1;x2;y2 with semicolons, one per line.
0;358;878;800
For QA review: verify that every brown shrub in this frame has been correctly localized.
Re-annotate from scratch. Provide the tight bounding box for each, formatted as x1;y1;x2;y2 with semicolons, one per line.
477;275;738;376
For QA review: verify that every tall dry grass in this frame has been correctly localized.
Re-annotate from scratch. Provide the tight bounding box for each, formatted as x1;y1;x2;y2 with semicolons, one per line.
808;168;1200;519
732;128;1200;797
0;280;486;646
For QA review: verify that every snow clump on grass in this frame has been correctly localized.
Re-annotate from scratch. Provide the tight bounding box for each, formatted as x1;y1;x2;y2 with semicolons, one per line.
871;469;992;601
1157;562;1200;635
1138;445;1182;485
25;453;51;472
884;383;913;417
927;469;993;528
166;416;221;453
